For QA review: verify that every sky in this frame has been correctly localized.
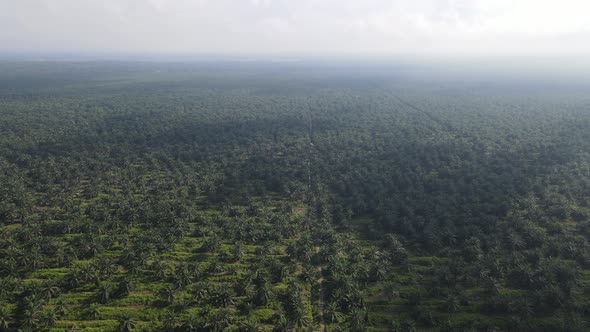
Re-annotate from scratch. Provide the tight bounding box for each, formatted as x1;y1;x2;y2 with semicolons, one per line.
1;0;590;56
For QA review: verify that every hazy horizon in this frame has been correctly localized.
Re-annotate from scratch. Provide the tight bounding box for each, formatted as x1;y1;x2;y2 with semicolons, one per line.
2;0;590;57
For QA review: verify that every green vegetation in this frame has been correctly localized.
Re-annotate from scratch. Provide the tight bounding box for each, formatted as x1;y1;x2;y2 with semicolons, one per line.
1;61;590;331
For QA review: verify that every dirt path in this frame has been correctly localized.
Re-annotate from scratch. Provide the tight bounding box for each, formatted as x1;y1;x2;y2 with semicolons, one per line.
307;110;326;331
316;245;326;332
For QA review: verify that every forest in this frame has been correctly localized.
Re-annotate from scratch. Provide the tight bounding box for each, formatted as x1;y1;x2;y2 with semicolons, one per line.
1;60;590;331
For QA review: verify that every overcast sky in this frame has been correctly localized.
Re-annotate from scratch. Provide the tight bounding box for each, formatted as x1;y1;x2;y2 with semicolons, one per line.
1;0;590;56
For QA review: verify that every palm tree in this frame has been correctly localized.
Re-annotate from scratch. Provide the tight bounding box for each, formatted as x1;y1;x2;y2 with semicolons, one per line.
483;277;501;296
40;283;60;300
22;293;44;314
27;249;47;270
371;265;388;281
290;300;310;328
86;303;101;319
79;264;97;284
240;319;260;332
16;327;35;332
325;302;343;324
117;314;137;332
279;265;291;282
192;281;209;300
207;309;232;332
382;234;408;265
354;263;371;282
173;271;192;288
232;242;244;261
117;277;133;297
202;236;221;253
273;315;291;332
96;281;113;304
444;294;460;313
400;320;417;332
159;285;176;306
211;286;234;307
254;282;273;306
54;299;67;317
349;308;366;332
389;320;401;332
517;298;534;318
0;255;17;277
180;313;206;331
21;308;39;329
161;311;178;332
383;283;399;301
152;261;170;281
96;258;118;279
0;308;12;331
175;298;192;313
63;270;81;290
208;260;225;274
41;309;58;327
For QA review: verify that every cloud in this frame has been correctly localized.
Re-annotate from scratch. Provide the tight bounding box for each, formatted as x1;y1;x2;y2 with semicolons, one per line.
1;0;589;55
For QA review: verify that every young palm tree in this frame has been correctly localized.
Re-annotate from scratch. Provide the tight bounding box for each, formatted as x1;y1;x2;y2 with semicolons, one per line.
117;314;137;332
